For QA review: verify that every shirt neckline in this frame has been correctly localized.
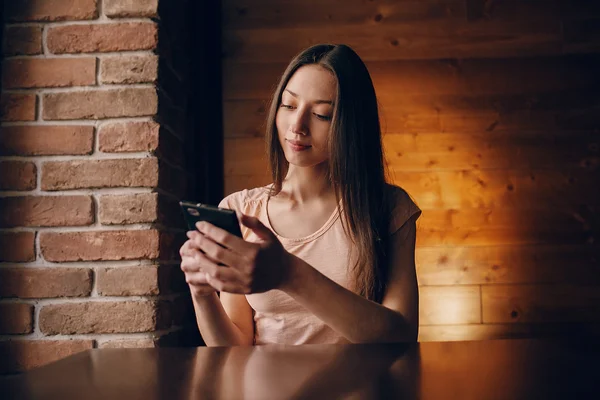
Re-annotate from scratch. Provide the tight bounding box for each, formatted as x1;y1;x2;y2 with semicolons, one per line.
262;187;341;245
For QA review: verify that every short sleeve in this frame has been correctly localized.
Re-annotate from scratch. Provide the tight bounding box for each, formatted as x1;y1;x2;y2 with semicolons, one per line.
218;190;246;212
388;185;422;235
217;188;264;241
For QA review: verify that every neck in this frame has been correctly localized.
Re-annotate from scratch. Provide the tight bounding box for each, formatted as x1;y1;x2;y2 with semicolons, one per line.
280;163;334;204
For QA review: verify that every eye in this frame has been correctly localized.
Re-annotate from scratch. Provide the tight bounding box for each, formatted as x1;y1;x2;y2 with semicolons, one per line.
314;113;331;121
280;104;295;110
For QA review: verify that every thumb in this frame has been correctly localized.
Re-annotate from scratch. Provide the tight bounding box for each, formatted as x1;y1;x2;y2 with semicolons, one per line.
240;214;273;240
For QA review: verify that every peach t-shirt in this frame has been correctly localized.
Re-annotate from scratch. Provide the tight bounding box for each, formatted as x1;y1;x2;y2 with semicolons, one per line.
219;184;421;345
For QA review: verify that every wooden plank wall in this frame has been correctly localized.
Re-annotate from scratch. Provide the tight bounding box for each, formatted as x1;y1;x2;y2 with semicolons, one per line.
221;0;600;342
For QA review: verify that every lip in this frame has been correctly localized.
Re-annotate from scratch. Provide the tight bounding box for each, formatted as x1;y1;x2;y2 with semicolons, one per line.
286;139;311;151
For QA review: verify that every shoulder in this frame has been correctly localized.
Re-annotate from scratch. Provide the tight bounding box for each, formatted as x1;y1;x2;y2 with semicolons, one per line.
218;185;271;212
386;184;421;235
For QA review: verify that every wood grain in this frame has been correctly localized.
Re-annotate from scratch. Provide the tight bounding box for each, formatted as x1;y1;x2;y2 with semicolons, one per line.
416;207;597;246
419;321;600;342
482;284;600;323
224;174;270;196
224;168;600;210
224;132;599;174
224;0;600;30
223;56;600;100
419;285;481;325
223;180;598;246
222;19;563;62
384;132;599;171
223;99;269;138
390;168;600;210
416;244;600;285
221;0;600;341
223;0;466;30
224;89;600;138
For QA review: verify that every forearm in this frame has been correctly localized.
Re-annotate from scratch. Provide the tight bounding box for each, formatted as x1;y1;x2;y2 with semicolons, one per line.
191;292;253;346
283;256;416;343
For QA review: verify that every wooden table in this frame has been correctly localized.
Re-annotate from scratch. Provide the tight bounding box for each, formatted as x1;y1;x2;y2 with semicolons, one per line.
1;338;599;399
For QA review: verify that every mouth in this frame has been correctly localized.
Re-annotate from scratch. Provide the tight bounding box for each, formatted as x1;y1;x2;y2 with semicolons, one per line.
286;139;311;151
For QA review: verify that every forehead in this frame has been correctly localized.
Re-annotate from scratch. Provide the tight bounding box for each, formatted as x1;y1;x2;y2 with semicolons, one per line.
284;64;337;102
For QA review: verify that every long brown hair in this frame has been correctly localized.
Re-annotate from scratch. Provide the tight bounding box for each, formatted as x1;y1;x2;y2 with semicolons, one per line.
264;44;393;303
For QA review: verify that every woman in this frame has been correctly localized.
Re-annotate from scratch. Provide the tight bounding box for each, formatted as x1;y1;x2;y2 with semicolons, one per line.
179;44;421;346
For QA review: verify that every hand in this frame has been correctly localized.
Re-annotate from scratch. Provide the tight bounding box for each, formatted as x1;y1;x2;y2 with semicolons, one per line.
179;239;218;298
186;214;292;294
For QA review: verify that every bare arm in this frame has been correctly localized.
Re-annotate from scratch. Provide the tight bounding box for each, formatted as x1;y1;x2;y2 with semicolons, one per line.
281;215;419;343
191;213;419;344
181;237;254;346
191;292;254;346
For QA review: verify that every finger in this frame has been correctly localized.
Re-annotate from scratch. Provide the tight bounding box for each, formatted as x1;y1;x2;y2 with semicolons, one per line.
181;235;209;257
202;262;243;284
195;221;255;254
185;233;222;265
185;232;204;251
180;238;194;257
239;215;273;241
206;274;249;294
185;271;211;286
180;257;201;273
189;231;239;267
181;250;217;273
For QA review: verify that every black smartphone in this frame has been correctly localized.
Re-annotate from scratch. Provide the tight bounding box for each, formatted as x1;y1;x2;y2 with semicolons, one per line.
179;201;243;238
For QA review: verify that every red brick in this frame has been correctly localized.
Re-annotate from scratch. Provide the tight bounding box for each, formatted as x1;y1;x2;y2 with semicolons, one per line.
104;0;158;18
0;93;36;122
0;268;92;298
96;264;186;297
2;58;96;89
0;196;93;228
2;25;43;56
39;301;163;334
0;340;94;374
42;88;157;120
42;158;158;190
96;266;159;296
40;230;160;262
100;54;158;84
0;303;33;334
0;232;35;262
99;192;158;225
47;22;157;54
0;125;94;156
98;121;159;153
0;161;36;191
5;0;98;22
98;338;155;348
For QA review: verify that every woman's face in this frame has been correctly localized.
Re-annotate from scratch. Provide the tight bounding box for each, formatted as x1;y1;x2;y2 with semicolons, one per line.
276;64;337;168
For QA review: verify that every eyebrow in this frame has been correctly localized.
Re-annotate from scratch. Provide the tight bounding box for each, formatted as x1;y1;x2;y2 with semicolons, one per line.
285;89;333;105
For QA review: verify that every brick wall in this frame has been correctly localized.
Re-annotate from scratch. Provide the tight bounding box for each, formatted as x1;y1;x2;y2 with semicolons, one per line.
0;0;205;374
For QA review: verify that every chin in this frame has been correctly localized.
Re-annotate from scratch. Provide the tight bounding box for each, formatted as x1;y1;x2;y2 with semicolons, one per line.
285;155;328;169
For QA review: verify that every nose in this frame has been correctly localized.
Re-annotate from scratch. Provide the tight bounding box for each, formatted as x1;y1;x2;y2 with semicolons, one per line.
289;106;309;136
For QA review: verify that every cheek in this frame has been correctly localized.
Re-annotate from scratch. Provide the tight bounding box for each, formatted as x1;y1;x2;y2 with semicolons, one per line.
312;127;330;148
